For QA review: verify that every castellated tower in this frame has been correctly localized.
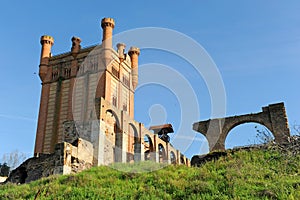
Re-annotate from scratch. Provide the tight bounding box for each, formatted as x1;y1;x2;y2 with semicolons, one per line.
35;18;138;154
34;18;189;167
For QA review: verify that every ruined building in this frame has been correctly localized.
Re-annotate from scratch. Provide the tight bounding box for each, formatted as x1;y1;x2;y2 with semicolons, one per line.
6;18;292;184
5;18;190;184
35;17;189;166
6;18;190;183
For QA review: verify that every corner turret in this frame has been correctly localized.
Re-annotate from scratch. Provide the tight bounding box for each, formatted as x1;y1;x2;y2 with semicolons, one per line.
101;18;115;66
101;18;115;42
128;47;140;90
39;35;54;81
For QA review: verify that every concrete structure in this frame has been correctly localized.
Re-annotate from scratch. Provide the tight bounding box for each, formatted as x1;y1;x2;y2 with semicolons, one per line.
193;103;290;151
33;17;189;169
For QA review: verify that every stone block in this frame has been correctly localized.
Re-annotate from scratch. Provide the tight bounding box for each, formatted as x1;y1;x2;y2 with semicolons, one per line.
77;138;93;164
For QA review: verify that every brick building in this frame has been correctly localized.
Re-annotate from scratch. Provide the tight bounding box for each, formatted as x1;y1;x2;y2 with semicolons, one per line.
34;18;189;166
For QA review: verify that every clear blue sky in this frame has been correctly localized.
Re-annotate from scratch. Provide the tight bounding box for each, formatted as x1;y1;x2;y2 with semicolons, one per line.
0;1;299;160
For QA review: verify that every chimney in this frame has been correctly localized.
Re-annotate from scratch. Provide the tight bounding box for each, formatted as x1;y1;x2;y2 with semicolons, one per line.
128;47;140;90
116;43;126;62
71;36;81;58
39;35;54;81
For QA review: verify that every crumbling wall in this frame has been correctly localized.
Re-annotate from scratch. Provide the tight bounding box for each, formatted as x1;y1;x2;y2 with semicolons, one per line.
6;138;93;184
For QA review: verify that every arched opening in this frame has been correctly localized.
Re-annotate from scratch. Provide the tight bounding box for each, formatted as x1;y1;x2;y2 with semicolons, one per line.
158;143;167;163
144;135;154;161
105;109;122;163
129;123;140;162
180;155;185;165
170;151;176;164
225;122;274;149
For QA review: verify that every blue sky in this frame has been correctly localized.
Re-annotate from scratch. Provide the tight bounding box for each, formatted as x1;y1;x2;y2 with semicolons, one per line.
0;1;299;160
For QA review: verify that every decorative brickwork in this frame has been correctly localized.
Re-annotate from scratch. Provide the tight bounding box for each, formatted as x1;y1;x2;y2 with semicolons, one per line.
28;17;190;183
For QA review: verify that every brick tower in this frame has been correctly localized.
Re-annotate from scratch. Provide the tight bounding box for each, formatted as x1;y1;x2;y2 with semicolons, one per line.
34;18;139;154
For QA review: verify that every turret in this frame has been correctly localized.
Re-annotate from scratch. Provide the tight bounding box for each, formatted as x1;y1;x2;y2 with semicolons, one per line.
128;47;140;90
39;35;54;81
101;18;115;44
71;36;81;58
116;43;126;62
101;18;115;66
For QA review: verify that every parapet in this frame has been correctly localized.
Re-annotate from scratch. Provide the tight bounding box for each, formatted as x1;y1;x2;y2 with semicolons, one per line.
40;35;54;45
128;46;140;56
101;17;115;28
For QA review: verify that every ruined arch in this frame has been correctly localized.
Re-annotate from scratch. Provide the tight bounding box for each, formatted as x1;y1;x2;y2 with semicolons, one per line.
170;151;176;164
180;155;185;165
105;109;122;162
225;123;274;149
158;143;167;163
144;134;154;161
105;109;120;128
129;123;141;162
193;103;290;152
221;119;273;150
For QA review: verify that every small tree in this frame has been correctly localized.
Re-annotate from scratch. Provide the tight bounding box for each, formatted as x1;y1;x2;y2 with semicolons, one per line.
1;150;27;171
293;124;300;136
255;126;274;144
0;163;10;177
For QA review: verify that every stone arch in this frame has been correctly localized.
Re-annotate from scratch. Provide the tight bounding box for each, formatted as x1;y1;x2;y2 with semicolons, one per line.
221;119;274;149
105;109;121;129
180;155;185;165
225;122;274;149
158;143;167;163
105;109;122;162
170;151;176;164
193;103;290;152
144;134;154;161
129;123;141;162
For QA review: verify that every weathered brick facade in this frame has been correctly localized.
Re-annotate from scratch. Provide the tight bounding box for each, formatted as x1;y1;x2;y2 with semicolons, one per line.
33;17;189;168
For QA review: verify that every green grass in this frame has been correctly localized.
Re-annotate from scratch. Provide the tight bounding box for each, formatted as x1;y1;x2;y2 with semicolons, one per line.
0;148;299;200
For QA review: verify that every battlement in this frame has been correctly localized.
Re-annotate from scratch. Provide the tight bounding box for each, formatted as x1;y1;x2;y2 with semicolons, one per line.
128;46;140;56
101;17;115;28
40;35;54;45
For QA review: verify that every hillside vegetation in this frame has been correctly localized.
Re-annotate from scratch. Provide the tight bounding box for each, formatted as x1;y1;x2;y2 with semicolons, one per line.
0;145;299;199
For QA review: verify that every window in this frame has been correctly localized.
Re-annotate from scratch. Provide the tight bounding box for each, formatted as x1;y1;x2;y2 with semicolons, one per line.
112;96;117;107
112;67;119;78
122;75;130;87
64;67;71;78
90;56;98;71
123;104;127;112
52;67;59;80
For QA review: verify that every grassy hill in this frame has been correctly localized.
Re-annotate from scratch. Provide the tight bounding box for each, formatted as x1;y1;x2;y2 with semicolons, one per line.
0;145;299;199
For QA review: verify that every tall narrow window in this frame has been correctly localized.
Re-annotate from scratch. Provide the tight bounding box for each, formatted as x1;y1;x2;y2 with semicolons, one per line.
112;67;119;78
122;75;130;87
122;89;129;112
111;79;118;108
112;96;117;107
123;104;127;112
